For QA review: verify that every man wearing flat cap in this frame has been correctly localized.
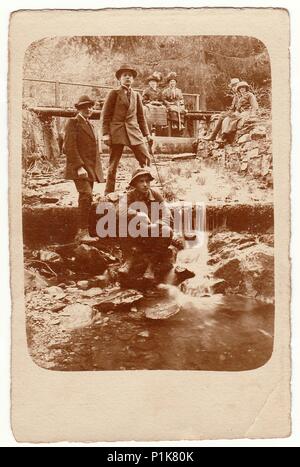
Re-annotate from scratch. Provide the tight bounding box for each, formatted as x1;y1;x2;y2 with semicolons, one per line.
101;64;152;195
63;95;104;243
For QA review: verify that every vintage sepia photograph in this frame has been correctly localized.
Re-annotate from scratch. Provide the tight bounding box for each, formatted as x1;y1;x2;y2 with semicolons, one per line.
22;34;274;372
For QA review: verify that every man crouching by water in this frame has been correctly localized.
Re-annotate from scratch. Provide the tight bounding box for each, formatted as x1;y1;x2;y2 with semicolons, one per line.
117;168;174;283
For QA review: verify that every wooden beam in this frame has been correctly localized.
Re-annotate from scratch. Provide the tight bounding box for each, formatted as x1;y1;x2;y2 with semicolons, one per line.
29;106;220;121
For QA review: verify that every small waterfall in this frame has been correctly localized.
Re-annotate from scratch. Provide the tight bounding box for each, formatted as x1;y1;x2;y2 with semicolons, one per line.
166;203;217;298
160;210;223;314
177;231;213;297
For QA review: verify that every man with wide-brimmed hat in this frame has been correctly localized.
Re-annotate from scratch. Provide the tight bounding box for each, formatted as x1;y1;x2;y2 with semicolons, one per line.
220;81;259;140
235;81;258;115
101;64;152;195
63;95;104;243
203;78;241;142
117;167;174;282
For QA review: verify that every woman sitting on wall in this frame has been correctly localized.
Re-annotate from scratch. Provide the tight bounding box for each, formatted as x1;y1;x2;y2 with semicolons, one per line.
142;74;167;134
219;81;259;143
162;72;187;134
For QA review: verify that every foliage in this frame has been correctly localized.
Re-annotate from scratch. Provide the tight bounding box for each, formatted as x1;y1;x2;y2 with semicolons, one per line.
23;36;271;110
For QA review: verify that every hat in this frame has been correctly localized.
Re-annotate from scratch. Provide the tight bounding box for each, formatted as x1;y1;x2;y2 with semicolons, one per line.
129;168;155;187
116;64;137;80
146;74;160;83
229;78;240;87
74;95;95;109
236;81;250;91
166;72;178;83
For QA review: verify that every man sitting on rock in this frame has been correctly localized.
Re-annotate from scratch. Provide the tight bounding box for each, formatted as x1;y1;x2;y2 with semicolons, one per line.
117;168;175;283
203;78;240;142
220;81;259;142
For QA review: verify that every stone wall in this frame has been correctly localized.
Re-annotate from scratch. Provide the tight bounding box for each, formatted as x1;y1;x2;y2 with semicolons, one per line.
197;120;272;186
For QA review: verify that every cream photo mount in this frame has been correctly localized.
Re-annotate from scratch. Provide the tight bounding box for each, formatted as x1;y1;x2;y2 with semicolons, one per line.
9;8;290;442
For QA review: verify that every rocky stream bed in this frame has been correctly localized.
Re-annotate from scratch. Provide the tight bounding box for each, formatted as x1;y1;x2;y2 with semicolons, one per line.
23;138;274;372
25;228;274;371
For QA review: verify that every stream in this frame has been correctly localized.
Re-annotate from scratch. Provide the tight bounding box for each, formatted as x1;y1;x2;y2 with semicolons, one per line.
30;229;274;372
55;294;273;371
25;153;275;372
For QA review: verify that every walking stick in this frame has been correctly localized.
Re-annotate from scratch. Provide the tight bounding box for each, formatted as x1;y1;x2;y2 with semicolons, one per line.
177;101;182;132
148;139;165;193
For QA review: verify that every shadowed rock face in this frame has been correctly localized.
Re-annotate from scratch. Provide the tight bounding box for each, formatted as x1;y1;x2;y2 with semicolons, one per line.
197;120;273;184
209;232;274;303
206;203;274;234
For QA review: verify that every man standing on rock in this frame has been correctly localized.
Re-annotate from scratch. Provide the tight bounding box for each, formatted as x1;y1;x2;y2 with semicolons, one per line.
101;64;152;195
63;95;104;243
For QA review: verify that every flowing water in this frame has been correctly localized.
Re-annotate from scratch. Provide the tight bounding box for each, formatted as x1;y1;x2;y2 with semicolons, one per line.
49;291;273;371
45;229;274;372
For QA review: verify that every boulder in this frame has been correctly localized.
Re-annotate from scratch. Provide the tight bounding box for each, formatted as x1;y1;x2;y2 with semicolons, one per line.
60;303;93;330
212;233;274;302
93;288;144;313
138;331;150;338
89;275;109;288
241;249;274;301
238;133;251;144
145;302;181;320
247;148;260;159
82;287;105;298
39;250;62;263
174;266;196;285
211;279;228;294
77;280;90;290
73;244;116;274
24;268;48;291
248;157;262;177
49;303;66;313
251;126;267;140
215;259;242;288
243;141;259;151
45;286;66;300
209;232;257;256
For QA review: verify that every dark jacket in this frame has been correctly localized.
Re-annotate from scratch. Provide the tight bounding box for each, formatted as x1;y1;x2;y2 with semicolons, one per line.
101;86;149;146
142;86;163;105
63;114;103;182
